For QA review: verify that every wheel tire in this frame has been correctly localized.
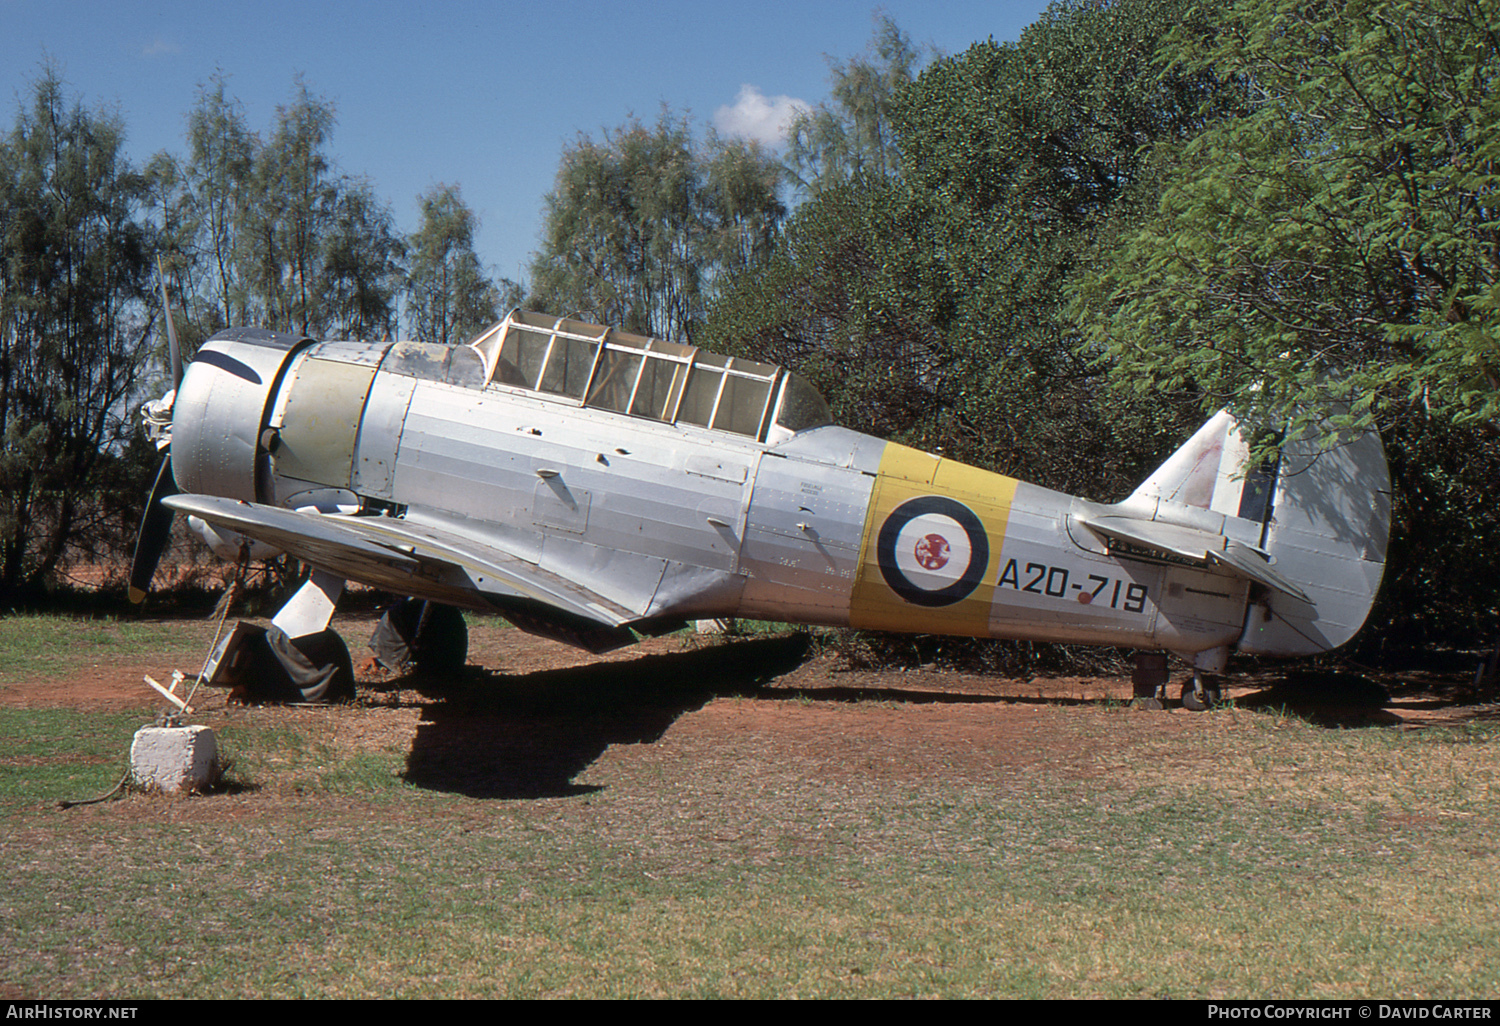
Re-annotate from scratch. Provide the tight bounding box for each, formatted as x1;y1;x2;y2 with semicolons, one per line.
1180;681;1219;712
369;599;468;676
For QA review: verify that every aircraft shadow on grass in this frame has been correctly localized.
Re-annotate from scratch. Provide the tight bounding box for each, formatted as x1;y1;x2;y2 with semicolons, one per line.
397;634;812;799
387;634;1445;799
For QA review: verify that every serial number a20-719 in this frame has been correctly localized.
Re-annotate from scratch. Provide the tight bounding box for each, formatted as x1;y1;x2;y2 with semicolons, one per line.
996;559;1149;612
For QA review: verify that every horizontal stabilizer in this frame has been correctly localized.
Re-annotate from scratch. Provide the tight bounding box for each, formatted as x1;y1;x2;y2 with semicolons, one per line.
1079;514;1309;603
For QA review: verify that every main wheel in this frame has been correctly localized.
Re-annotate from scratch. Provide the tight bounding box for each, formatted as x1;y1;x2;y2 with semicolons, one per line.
369;599;468;676
1180;680;1221;711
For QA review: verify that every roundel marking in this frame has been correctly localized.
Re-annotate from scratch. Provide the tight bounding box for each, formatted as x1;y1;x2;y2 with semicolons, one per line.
876;496;990;607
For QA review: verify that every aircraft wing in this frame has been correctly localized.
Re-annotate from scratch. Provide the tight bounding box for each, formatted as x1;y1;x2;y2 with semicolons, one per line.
1077;514;1311;604
162;494;639;641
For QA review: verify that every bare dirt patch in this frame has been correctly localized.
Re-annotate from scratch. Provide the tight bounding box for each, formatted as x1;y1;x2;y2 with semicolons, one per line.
6;609;1495;807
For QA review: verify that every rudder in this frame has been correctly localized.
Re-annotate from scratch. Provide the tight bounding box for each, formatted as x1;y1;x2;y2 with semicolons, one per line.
1238;423;1392;656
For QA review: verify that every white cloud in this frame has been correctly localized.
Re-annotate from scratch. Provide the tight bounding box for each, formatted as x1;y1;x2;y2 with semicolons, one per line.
140;36;181;58
713;85;808;147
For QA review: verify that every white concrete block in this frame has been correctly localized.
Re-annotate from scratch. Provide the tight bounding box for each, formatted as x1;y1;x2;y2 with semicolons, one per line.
130;725;219;793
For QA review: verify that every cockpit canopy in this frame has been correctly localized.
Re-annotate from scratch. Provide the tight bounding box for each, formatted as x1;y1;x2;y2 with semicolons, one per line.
467;310;832;443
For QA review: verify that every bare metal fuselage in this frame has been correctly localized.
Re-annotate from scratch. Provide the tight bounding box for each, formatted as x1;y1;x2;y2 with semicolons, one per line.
164;316;1390;667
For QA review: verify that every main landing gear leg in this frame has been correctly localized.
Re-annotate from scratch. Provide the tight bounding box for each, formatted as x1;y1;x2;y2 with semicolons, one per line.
202;570;355;704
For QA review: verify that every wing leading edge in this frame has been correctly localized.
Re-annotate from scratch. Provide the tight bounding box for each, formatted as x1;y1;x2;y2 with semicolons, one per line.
163;494;640;650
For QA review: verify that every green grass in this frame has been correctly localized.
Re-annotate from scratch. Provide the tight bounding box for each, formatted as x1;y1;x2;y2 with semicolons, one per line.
213;720;410;795
4;709;1498;998
0;707;147;811
0;613;213;686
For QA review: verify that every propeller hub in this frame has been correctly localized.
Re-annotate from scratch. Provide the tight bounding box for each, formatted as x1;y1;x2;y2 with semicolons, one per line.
142;389;175;450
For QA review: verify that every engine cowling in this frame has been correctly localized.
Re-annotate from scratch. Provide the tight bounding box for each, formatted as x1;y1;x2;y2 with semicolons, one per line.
171;328;310;504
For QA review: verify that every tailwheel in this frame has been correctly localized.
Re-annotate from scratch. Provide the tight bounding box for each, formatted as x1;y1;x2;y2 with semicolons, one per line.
1180;674;1222;712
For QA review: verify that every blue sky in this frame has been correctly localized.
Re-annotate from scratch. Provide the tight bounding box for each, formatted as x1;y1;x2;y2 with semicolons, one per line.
4;0;1053;288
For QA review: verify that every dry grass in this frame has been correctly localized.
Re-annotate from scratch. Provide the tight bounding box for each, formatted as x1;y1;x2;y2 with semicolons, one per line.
1;612;1498;998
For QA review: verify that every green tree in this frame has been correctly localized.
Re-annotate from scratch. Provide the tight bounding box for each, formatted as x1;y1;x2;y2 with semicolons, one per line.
186;77;404;340
405;184;501;346
705;180;947;442
0;71;156;597
529;110;784;344
319;178;404;339
1078;0;1500;441
182;75;256;333
784;15;927;195
710;0;1219;496
1074;0;1500;649
136;76;257;373
244;78;337;335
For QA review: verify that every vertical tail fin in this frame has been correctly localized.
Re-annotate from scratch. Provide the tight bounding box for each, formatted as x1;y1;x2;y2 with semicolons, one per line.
1126;410;1276;523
